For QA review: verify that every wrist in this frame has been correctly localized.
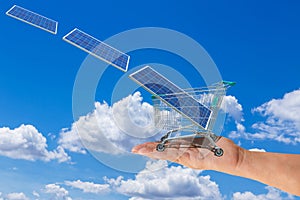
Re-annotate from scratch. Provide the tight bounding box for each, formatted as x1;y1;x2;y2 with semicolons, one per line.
234;146;247;174
206;138;246;174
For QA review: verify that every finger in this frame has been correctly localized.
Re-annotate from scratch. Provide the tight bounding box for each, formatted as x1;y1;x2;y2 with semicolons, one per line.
132;142;192;163
131;142;158;154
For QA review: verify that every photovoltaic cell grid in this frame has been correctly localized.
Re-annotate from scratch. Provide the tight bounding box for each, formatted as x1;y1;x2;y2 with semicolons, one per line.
129;66;212;129
63;29;130;72
6;5;58;34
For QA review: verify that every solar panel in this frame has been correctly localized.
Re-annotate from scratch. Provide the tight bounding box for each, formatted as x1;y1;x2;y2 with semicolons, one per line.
6;5;58;34
63;28;130;72
129;66;212;129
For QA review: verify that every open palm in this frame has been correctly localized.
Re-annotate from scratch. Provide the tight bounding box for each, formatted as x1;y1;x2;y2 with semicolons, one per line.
132;137;300;196
132;137;241;171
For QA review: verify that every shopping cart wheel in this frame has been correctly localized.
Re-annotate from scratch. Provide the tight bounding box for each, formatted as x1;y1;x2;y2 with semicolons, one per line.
214;148;224;157
156;143;166;152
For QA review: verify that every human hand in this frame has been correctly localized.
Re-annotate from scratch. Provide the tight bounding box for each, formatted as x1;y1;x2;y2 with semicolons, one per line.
132;137;243;171
132;137;300;196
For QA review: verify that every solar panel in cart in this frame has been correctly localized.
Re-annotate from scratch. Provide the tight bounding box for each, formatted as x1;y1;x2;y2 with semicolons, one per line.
129;66;212;129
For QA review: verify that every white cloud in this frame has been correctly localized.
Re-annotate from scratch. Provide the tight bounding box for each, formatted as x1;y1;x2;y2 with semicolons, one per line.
58;128;86;154
222;95;244;122
228;89;300;144
59;92;159;155
111;160;223;200
65;180;110;194
50;146;70;163
0;124;70;162
232;186;294;200
221;95;246;140
248;117;300;144
104;176;123;188
228;122;247;139
32;191;40;199
44;184;72;200
5;192;29;200
249;148;266;152
252;89;300;125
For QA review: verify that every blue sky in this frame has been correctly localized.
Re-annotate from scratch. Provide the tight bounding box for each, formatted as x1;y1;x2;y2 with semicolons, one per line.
1;0;300;199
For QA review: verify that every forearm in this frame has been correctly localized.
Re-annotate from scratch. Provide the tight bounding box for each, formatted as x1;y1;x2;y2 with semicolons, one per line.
210;143;300;196
237;150;300;196
132;138;300;196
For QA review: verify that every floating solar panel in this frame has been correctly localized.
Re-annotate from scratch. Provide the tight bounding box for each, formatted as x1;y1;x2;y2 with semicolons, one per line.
129;66;212;129
63;28;130;72
6;5;58;34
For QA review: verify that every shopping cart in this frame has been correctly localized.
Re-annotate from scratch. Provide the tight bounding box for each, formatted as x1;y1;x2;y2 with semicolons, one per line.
152;81;235;157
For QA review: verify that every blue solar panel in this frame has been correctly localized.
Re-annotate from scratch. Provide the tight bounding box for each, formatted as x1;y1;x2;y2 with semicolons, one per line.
129;66;212;129
6;5;58;34
63;28;130;72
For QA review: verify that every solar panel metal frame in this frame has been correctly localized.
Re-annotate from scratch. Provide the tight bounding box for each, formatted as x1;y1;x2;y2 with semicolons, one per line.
63;28;130;72
129;66;213;130
6;5;58;34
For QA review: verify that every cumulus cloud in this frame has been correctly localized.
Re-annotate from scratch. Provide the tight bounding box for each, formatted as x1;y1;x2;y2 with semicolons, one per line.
252;89;300;125
0;125;70;162
4;192;29;200
222;95;244;123
110;160;223;200
65;180;110;194
44;184;72;200
232;186;294;200
59;92;159;155
249;89;300;144
221;95;246;139
228;89;300;144
58;128;86;154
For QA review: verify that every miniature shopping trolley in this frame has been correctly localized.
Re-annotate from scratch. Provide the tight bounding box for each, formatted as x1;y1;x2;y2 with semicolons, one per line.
129;66;235;157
